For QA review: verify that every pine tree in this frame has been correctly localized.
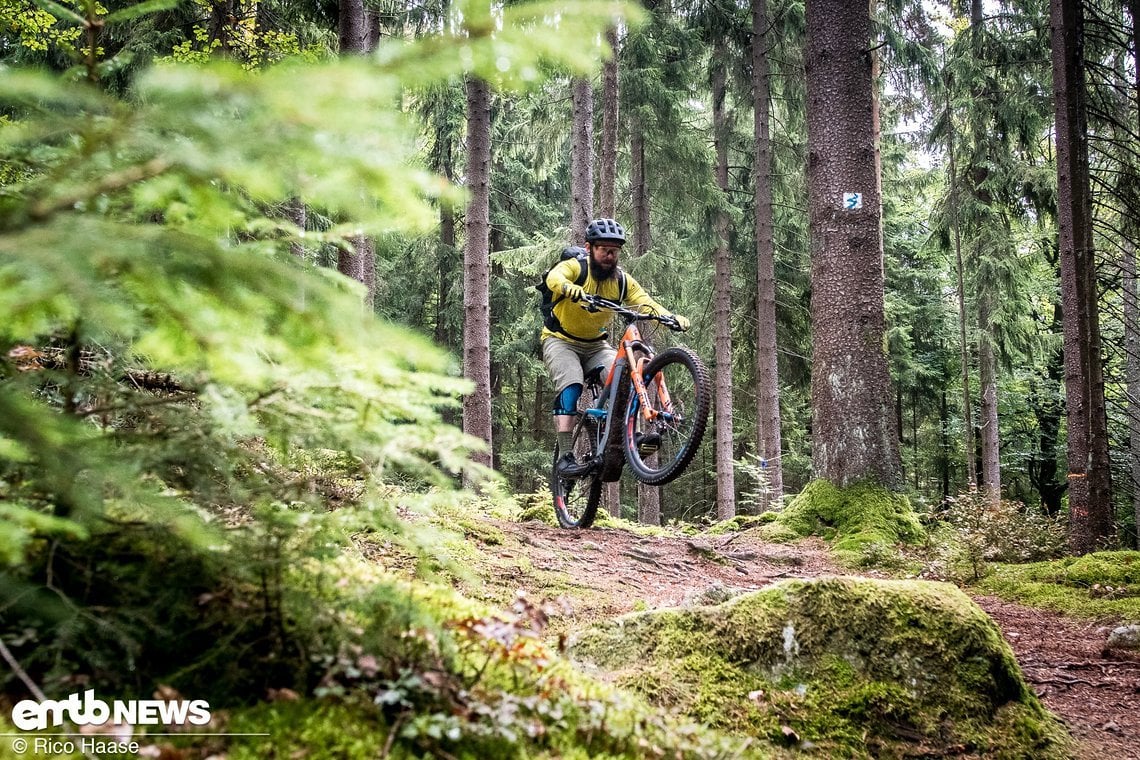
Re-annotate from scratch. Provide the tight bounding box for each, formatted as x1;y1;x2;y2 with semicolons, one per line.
600;26;621;219
338;0;374;307
1051;0;1114;552
711;37;735;520
804;0;902;489
463;73;494;469
570;76;594;246
752;0;783;510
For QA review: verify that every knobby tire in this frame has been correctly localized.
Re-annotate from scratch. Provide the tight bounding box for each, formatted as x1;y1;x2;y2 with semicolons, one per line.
622;347;711;486
551;416;602;528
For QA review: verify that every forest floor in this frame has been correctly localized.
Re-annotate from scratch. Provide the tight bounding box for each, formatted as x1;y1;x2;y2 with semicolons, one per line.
459;517;1140;760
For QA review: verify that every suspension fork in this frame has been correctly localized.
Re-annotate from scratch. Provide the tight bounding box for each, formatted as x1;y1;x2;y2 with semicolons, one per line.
622;340;663;422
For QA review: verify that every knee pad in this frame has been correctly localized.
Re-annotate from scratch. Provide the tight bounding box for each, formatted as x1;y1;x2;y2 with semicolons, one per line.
553;383;583;416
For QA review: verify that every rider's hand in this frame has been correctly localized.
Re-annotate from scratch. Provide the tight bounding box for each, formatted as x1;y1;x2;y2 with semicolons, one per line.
672;314;691;332
561;283;586;302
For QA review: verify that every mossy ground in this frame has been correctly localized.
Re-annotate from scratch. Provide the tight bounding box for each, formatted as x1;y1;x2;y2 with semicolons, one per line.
702;512;777;535
515;489;673;536
975;550;1140;620
570;577;1072;759
756;480;924;565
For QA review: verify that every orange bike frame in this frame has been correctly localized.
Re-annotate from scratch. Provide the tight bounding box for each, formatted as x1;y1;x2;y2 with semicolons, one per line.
603;322;675;423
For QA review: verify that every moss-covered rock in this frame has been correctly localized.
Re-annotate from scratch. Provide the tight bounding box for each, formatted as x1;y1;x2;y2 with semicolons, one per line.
569;577;1072;759
975;551;1140;620
761;480;923;559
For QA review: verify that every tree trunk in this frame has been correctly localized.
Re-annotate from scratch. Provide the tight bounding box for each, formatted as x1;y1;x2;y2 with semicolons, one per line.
1029;327;1067;517
752;0;783;511
1129;0;1140;545
570;77;594;246
599;26;620;218
463;75;494;468
711;43;735;521
943;84;977;490
284;198;306;259
338;0;365;54
338;235;366;285
209;1;235;55
968;0;1001;504
533;374;546;443
436;131;458;352
338;0;372;294
804;0;901;489
940;385;951;499
366;8;381;51
978;295;1000;501
630;118;659;524
1124;239;1140;545
437;202;456;349
1051;0;1114;553
631;123;650;258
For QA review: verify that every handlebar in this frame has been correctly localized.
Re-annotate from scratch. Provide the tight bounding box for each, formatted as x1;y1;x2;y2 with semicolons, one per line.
579;294;685;332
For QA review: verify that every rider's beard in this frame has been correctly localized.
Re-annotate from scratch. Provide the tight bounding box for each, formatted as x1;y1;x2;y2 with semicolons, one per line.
589;257;617;281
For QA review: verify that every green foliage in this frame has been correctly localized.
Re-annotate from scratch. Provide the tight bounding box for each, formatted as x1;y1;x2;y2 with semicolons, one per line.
734;453;783;514
934;490;1067;581
0;0;647;732
227;702;387;759
222;558;744;759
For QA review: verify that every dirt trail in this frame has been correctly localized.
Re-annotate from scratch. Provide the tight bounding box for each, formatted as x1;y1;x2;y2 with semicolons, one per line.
479;519;1140;760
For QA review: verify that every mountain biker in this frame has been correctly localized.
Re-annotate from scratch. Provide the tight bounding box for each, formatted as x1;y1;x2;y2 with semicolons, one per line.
543;217;690;477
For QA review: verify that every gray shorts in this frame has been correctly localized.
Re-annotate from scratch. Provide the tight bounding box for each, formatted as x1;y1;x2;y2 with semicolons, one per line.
542;337;617;395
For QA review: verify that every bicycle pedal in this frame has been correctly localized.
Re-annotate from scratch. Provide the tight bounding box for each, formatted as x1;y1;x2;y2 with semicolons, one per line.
635;432;661;454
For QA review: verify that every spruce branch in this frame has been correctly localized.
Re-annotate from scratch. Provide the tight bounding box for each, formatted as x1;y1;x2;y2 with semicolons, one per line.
29;158;172;222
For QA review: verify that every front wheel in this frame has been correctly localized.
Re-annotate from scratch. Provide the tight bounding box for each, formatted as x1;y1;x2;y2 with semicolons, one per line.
623;347;711;486
551;416;602;528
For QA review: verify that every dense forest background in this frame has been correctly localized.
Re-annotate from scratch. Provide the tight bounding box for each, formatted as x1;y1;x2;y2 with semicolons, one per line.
4;0;1140;545
3;1;1140;757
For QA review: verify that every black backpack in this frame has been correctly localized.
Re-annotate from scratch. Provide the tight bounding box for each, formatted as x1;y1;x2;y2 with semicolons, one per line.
535;246;628;329
536;246;588;323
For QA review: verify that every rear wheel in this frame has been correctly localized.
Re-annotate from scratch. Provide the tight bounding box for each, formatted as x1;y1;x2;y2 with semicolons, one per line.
551;416;602;528
623;347;711;486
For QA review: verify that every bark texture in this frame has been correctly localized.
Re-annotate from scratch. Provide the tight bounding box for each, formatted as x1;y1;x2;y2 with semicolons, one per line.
752;0;783;509
631;124;650;258
600;26;620;218
630;119;659;524
284;197;306;259
969;0;1001;503
338;0;365;54
1131;0;1140;545
599;33;622;518
570;77;594;246
1051;0;1113;553
712;44;735;521
337;0;372;296
804;0;901;489
943;95;977;490
1123;242;1139;542
463;76;494;467
978;296;1000;501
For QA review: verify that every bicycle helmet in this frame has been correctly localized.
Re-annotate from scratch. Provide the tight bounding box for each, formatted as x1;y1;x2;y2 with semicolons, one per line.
585;218;626;245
